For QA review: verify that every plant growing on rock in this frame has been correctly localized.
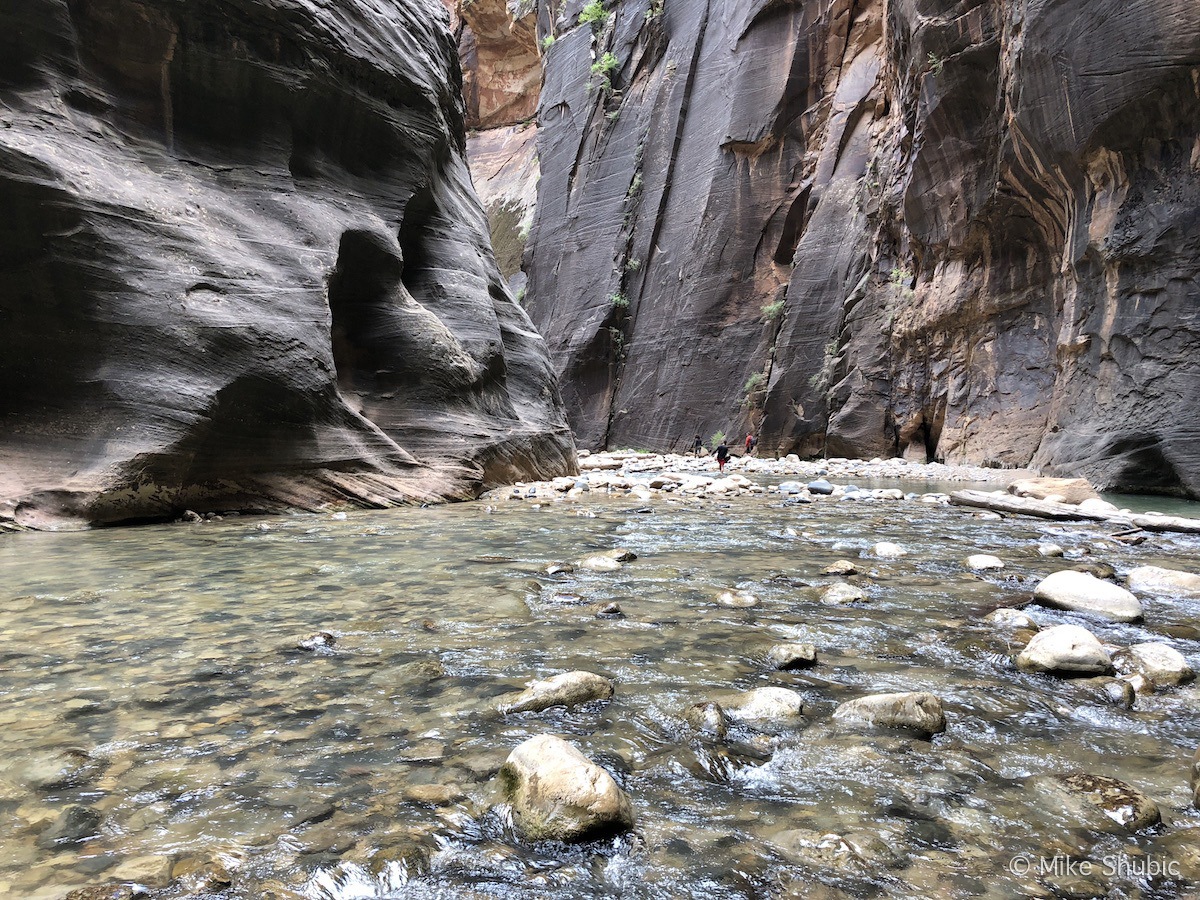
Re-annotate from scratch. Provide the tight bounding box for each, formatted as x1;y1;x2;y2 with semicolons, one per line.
609;292;629;309
710;430;726;448
579;0;609;30
744;372;766;394
541;35;555;51
591;52;619;92
761;299;785;321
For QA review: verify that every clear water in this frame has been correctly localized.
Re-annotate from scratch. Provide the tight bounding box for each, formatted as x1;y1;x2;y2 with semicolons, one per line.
1;489;1198;899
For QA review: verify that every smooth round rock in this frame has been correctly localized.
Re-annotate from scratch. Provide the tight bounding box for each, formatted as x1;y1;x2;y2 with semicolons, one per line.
1033;570;1143;622
1113;642;1194;686
1037;543;1066;557
499;671;615;714
1127;565;1200;597
870;542;907;559
832;692;947;738
807;480;835;495
1016;624;1113;675
499;735;634;842
579;556;622;572
766;642;818;670
965;554;1004;571
821;582;866;605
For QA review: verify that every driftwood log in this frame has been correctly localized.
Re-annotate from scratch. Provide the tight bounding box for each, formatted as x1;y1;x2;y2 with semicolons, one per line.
949;491;1200;535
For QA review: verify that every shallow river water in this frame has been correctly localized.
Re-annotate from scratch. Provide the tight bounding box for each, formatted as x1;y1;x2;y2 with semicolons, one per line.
2;484;1199;899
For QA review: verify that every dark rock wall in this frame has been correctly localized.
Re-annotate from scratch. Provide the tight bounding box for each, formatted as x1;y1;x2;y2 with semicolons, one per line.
519;0;1200;496
0;0;575;527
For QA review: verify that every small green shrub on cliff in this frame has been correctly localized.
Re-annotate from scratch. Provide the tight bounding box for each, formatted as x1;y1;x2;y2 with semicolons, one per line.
761;299;785;321
609;292;629;310
591;52;619;79
579;1;609;29
710;431;726;448
541;35;555;51
743;372;766;394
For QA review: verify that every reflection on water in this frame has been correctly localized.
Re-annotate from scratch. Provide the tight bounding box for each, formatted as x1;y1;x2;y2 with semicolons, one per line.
0;488;1198;899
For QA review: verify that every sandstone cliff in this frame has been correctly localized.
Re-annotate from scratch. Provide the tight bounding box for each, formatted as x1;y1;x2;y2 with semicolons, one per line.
0;0;575;528
492;0;1199;497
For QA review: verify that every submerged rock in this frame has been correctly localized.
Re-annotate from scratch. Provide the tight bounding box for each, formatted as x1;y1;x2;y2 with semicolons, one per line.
1032;570;1143;622
1113;642;1194;687
1075;677;1136;709
36;805;103;849
716;590;759;609
498;735;634;842
297;632;336;651
1126;565;1200;597
832;692;947;738
1037;543;1066;558
726;687;806;730
1033;773;1161;832
683;701;731;739
498;671;614;714
766;643;818;670
1016;624;1113;675
579;555;622;572
985;608;1038;631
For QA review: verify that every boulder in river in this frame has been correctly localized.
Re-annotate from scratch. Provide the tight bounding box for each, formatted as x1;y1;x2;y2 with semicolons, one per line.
499;734;634;842
683;701;730;739
716;590;759;609
822;560;859;576
766;642;818;670
36;805;103;849
1113;642;1194;687
870;542;907;559
498;671;614;714
1016;624;1113;675
1037;543;1066;557
985;608;1038;631
832;692;947;738
1033;570;1144;622
1126;565;1200;597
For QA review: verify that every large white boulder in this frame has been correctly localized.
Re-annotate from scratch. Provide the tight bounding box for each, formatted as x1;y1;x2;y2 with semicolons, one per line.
1033;570;1143;622
1016;624;1113;675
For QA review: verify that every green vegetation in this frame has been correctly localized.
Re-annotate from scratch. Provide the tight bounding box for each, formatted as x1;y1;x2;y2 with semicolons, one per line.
579;0;609;30
645;0;665;21
890;266;915;300
541;35;556;51
927;52;944;75
710;430;726;448
591;52;619;92
609;292;629;310
743;372;766;394
761;299;785;321
625;257;641;273
807;340;839;393
514;286;525;305
627;173;642;198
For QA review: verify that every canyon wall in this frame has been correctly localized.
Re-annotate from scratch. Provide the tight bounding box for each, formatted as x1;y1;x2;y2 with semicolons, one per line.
478;0;1199;496
0;0;575;528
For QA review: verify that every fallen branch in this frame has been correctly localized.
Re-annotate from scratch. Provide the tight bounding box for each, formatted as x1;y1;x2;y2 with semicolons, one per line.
948;490;1200;535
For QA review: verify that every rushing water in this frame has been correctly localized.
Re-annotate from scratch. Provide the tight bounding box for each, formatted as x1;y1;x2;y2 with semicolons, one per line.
1;485;1199;899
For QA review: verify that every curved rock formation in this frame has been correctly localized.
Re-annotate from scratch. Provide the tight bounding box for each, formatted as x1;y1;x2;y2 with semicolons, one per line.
0;0;575;528
509;0;1200;497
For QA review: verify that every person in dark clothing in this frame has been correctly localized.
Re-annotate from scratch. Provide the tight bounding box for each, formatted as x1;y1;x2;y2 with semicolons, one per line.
715;441;730;473
692;434;703;456
745;432;755;455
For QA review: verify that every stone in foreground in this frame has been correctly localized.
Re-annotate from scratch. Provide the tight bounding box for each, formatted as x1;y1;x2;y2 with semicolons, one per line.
766;643;818;670
1016;625;1113;675
1033;570;1143;622
499;735;634;842
1113;643;1194;687
832;692;947;738
499;672;614;714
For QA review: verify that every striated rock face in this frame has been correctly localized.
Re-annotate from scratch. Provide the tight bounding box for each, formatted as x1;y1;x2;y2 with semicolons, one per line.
0;0;575;527
504;0;1200;497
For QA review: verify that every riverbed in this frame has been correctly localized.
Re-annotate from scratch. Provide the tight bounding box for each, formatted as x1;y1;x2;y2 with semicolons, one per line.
1;473;1198;899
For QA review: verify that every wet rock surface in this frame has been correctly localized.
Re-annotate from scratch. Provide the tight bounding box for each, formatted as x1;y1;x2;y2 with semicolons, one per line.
498;670;615;713
1033;571;1144;623
832;692;947;739
1016;625;1114;676
0;0;575;529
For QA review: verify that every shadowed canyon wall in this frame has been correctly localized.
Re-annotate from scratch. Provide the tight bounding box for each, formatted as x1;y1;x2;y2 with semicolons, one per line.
0;0;575;528
467;0;1200;497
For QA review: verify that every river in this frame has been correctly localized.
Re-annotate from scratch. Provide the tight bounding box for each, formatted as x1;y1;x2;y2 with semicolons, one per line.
1;478;1198;898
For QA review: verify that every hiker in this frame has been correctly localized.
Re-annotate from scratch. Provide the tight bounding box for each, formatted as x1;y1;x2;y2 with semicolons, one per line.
692;434;703;456
715;440;730;473
744;432;755;455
